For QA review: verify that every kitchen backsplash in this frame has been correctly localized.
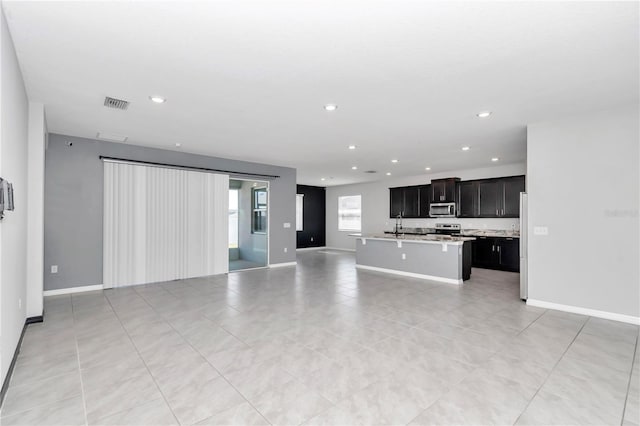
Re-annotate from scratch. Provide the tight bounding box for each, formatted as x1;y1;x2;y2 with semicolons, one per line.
383;217;520;232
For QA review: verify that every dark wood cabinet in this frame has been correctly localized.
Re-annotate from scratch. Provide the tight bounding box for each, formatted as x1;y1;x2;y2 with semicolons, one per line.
497;238;519;271
472;237;519;272
403;186;420;218
390;187;404;217
431;178;459;203
475;176;525;218
478;180;501;217
389;185;423;218
418;185;431;218
390;175;524;219
457;181;478;218
472;237;496;268
502;176;525;217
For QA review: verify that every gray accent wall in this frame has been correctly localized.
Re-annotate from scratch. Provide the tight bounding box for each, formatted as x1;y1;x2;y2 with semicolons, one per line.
44;133;296;291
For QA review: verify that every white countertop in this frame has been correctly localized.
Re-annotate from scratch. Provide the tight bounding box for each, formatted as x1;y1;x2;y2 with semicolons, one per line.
357;234;475;245
461;230;520;238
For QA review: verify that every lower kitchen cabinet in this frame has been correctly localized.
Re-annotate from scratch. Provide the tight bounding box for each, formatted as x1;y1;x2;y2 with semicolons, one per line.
472;237;519;272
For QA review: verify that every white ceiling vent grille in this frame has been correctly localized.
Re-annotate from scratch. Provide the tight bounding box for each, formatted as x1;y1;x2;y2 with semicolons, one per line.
97;132;128;143
103;96;130;110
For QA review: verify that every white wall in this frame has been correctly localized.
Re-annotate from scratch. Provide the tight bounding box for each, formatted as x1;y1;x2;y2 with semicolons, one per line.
27;102;46;318
326;163;526;250
527;105;639;320
0;9;29;383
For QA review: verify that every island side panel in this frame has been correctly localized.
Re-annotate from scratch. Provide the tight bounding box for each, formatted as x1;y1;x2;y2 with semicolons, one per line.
355;238;463;283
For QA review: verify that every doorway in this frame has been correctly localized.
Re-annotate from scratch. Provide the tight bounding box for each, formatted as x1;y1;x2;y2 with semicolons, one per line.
229;179;268;271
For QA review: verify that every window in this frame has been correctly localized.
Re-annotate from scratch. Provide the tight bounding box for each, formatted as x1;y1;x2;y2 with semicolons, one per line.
296;194;304;231
228;189;239;248
252;187;267;233
338;195;361;231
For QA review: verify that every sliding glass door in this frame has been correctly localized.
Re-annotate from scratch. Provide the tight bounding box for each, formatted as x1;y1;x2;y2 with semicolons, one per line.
229;179;268;271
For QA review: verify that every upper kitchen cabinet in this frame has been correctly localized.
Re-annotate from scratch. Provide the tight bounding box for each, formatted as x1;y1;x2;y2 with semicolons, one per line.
457;181;478;218
390;187;404;217
431;178;459;203
478;180;502;217
476;175;525;218
389;175;524;219
389;185;423;218
418;185;431;218
502;176;525;217
403;186;420;217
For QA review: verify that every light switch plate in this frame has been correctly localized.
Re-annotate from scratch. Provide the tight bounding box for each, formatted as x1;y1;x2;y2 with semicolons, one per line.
51;265;58;273
283;223;291;228
534;226;549;236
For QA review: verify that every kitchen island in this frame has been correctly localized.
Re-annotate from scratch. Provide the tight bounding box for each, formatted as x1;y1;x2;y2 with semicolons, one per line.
355;234;475;284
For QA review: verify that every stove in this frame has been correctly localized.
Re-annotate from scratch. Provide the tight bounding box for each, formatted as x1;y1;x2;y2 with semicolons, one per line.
433;223;462;236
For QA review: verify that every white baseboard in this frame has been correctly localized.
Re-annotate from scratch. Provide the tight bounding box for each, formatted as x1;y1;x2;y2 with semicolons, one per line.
324;247;356;252
269;262;297;268
296;246;326;252
527;299;640;325
44;284;104;297
355;264;462;285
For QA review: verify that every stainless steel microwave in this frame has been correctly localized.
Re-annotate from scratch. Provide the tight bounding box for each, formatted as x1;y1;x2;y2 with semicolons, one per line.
429;202;456;218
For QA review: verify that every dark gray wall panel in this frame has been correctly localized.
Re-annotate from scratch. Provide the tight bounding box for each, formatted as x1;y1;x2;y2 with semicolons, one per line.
296;185;325;248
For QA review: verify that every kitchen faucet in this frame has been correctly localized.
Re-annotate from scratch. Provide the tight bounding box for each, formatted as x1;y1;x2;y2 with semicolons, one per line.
394;214;403;237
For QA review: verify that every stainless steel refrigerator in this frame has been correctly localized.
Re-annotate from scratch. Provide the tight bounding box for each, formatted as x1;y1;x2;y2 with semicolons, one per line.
519;192;528;300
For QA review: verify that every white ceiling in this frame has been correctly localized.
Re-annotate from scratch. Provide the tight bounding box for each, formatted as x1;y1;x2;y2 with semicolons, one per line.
3;1;638;186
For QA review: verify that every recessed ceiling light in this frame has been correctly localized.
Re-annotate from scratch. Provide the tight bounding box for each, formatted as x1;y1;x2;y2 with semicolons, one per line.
425;167;431;171
321;177;326;181
149;95;166;104
391;159;398;163
462;146;470;151
175;143;181;148
324;104;337;111
348;145;356;150
351;166;358;170
386;172;391;176
491;157;499;162
477;111;491;118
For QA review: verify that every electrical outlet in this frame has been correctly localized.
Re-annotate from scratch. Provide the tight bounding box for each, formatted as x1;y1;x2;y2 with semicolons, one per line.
401;253;406;260
310;237;314;242
284;247;288;253
51;265;58;273
18;298;21;309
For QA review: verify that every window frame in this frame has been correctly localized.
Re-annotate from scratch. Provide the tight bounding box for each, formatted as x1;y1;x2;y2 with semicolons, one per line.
296;194;304;232
251;187;268;234
337;194;362;232
228;188;239;248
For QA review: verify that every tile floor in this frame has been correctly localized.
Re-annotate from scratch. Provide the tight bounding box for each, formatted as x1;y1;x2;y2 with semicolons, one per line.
1;250;638;425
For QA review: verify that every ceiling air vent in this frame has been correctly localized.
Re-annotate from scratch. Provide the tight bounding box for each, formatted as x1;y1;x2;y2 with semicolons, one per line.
364;170;378;174
96;132;128;143
103;96;130;110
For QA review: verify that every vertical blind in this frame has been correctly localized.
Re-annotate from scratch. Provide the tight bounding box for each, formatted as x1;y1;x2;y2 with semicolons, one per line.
103;161;229;288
